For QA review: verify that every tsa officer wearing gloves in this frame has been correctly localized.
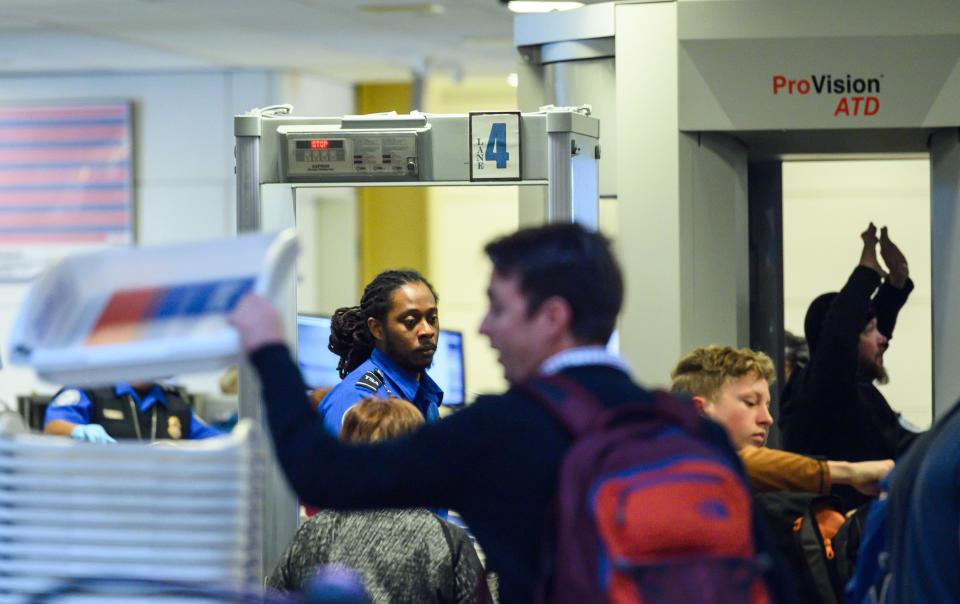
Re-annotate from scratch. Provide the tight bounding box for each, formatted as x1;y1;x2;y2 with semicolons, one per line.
317;270;443;435
43;382;223;443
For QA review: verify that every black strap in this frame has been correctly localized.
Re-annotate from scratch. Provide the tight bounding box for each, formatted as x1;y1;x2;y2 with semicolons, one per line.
796;513;840;604
518;374;606;436
519;374;702;439
434;514;459;603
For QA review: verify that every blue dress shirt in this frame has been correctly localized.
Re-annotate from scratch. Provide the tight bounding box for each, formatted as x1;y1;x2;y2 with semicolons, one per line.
317;348;443;436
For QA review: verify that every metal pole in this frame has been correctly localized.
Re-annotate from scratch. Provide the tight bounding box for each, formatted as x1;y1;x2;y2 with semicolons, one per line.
546;130;599;229
748;161;785;448
235;124;298;581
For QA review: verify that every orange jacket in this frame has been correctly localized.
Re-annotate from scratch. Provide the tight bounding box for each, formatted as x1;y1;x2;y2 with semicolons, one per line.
739;445;830;494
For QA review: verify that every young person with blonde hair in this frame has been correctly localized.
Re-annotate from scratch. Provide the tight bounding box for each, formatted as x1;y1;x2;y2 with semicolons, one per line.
671;345;893;496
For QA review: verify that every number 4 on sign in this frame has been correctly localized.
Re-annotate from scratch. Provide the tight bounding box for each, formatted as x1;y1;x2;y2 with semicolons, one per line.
485;123;510;169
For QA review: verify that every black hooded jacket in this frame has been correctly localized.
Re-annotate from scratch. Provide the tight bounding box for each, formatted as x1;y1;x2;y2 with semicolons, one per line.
779;265;921;510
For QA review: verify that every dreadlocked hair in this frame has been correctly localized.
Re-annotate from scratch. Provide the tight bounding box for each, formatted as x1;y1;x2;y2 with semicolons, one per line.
328;269;438;378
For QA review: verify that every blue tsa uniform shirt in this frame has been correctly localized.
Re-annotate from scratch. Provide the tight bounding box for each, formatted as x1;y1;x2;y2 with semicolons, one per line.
317;347;443;435
44;382;222;441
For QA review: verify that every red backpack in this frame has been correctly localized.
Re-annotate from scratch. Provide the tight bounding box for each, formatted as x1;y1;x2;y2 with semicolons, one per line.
520;375;772;604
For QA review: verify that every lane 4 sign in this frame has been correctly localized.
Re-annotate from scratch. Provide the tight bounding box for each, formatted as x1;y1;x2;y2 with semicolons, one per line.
469;112;521;181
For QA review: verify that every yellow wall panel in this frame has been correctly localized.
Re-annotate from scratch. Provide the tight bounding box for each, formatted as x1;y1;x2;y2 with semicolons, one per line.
355;83;429;288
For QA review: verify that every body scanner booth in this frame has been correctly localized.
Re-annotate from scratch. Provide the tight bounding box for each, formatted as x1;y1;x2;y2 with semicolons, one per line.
234;106;600;576
516;0;960;442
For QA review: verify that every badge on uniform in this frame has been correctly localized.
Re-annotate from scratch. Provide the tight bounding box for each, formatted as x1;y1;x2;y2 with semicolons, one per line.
102;409;124;420
167;416;182;440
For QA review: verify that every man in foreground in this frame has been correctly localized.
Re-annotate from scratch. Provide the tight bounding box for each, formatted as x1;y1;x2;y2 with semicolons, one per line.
230;224;786;603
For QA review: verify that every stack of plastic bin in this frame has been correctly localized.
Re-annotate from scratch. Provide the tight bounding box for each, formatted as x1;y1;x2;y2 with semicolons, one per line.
0;419;264;604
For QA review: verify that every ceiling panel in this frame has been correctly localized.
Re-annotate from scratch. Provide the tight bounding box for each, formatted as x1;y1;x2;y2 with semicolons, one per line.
0;0;518;81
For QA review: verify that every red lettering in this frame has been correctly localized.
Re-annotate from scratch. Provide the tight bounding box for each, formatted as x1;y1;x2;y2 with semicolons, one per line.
797;80;811;95
851;97;864;115
773;75;786;95
834;97;850;116
865;96;880;116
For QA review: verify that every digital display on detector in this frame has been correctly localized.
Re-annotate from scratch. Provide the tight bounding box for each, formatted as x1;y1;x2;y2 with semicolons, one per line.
296;139;344;150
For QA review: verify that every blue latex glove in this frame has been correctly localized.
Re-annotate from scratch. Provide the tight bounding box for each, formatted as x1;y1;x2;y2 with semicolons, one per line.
70;424;117;444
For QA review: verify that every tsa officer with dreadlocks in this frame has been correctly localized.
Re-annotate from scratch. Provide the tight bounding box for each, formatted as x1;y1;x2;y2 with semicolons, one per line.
317;269;443;436
44;382;223;443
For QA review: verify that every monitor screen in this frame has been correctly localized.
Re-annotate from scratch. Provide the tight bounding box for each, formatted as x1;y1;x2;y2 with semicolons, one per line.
296;315;340;390
296;314;466;405
432;329;466;405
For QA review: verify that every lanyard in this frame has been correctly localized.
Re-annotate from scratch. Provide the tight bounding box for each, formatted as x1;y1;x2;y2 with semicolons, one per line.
125;396;158;441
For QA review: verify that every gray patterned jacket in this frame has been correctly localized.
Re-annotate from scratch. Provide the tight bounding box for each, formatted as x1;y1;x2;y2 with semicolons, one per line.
266;509;488;603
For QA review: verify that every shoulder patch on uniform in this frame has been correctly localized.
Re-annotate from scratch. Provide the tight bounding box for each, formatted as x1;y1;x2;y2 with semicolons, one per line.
356;369;384;393
50;390;82;408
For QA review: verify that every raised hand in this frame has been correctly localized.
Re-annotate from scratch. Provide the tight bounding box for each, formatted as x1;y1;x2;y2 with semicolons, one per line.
859;222;886;278
229;293;286;353
879;226;909;288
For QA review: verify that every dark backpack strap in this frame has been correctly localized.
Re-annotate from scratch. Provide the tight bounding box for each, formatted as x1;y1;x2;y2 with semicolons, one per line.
518;374;607;437
519;374;702;439
795;511;841;604
433;514;458;603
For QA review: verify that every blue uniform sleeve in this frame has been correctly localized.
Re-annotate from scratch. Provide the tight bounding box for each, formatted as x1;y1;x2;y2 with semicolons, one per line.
318;385;370;437
188;411;223;439
43;389;92;427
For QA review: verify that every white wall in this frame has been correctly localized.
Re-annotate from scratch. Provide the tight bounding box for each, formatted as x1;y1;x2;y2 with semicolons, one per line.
278;73;358;316
0;69;354;412
783;159;933;428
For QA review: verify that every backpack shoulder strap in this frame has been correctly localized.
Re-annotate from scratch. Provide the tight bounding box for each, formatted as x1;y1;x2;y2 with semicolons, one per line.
795;505;842;604
432;514;459;603
648;389;705;434
518;374;607;438
519;375;702;438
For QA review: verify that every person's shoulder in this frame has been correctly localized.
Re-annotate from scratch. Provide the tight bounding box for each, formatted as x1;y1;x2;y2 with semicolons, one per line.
434;514;473;544
48;388;90;408
562;365;656;402
340;358;385;393
322;362;382;404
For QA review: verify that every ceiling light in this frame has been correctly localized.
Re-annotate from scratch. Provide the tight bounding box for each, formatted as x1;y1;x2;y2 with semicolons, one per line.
359;3;445;15
506;1;584;13
507;73;519;88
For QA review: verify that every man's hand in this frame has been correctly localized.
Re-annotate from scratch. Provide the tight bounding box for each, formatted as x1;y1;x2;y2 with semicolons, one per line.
859;222;887;278
70;424;117;444
229;294;286;353
845;458;895;496
879;226;909;288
